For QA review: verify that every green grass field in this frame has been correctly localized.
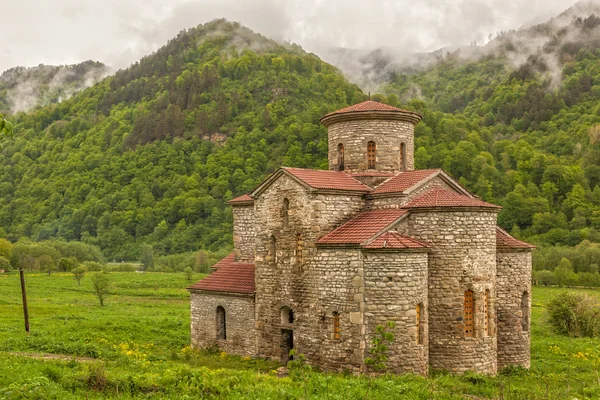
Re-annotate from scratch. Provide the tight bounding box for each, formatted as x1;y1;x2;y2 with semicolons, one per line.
1;272;600;399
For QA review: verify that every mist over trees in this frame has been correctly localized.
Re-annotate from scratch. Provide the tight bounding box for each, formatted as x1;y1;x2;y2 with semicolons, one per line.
0;14;600;271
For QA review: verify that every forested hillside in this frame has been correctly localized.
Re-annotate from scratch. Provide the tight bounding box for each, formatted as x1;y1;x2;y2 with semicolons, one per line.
1;20;363;260
4;10;600;269
0;61;111;113
379;11;600;271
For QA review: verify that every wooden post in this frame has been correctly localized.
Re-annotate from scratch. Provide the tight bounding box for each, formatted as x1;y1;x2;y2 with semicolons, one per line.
19;268;29;334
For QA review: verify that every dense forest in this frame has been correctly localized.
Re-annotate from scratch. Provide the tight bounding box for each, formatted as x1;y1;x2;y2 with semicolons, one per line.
2;12;600;271
1;20;363;261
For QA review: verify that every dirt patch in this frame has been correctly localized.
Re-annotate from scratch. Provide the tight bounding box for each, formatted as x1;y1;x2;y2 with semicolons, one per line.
5;352;96;362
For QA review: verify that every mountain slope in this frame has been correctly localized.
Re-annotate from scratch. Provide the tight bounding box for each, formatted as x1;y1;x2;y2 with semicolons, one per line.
0;61;111;113
378;10;600;253
2;20;364;260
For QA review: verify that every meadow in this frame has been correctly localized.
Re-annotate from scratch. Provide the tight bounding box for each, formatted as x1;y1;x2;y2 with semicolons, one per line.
1;272;600;399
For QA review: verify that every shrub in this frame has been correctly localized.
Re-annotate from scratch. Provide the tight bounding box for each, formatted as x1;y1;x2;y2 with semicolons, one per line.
547;291;600;337
91;272;112;306
184;267;194;281
0;256;11;272
534;270;555;286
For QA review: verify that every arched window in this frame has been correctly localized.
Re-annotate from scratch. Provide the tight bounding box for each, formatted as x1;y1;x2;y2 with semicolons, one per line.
400;143;407;171
281;306;294;324
333;312;341;340
464;290;475;338
337;143;345;171
484;289;491;336
416;303;424;344
367;141;376;169
216;306;226;340
282;198;289;226
270;235;277;264
296;233;303;270
521;292;529;332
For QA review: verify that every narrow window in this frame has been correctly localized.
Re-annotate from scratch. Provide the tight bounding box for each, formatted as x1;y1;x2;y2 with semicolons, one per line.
367;141;376;169
416;303;423;344
270;235;277;264
333;312;341;339
521;292;529;332
400;143;407;171
282;198;289;226
337;143;345;171
484;289;491;336
216;306;226;340
296;233;303;269
281;306;294;324
464;290;475;338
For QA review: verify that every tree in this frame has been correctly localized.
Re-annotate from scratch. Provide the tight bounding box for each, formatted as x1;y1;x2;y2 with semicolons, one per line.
91;271;111;306
195;250;209;273
0;114;13;138
0;239;13;260
140;244;154;270
72;266;87;286
555;258;576;288
39;255;55;275
0;256;10;272
58;257;78;272
184;266;194;281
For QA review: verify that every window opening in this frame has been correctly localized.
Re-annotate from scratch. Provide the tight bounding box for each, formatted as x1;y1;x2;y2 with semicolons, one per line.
521;292;529;332
338;143;345;171
464;290;475;338
416;303;423;344
484;289;491;336
333;312;341;339
282;198;289;226
367;141;376;169
296;233;303;269
281;306;294;324
216;306;226;340
400;143;407;171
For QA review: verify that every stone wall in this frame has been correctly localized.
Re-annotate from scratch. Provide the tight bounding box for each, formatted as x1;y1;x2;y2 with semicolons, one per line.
301;248;365;372
253;173;365;363
190;292;256;356
327;119;415;173
363;250;429;375
232;204;255;262
367;176;455;210
496;251;532;369
400;209;498;374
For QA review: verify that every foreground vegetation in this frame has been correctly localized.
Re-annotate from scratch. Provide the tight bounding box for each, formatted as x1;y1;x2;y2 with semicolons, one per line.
1;272;600;399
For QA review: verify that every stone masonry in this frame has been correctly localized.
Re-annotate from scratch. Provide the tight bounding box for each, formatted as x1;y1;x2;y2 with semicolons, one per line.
188;100;533;376
496;251;532;369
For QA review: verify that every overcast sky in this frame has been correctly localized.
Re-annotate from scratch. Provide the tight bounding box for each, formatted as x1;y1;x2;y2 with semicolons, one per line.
1;0;582;73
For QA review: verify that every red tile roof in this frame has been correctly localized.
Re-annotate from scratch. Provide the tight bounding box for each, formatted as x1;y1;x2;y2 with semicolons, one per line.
188;261;255;294
363;232;429;249
283;167;372;192
318;209;408;245
402;188;501;209
210;252;236;269
349;172;396;177
323;100;414;117
496;228;536;250
372;169;440;194
228;194;253;204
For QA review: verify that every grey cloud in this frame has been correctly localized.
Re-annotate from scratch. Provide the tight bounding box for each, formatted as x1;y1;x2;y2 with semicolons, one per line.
0;0;588;75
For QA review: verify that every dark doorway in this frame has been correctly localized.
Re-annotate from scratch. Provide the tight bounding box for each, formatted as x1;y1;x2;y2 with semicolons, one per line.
281;329;294;364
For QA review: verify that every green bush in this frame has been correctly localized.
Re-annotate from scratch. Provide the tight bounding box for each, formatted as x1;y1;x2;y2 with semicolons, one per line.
547;291;600;337
533;270;555;286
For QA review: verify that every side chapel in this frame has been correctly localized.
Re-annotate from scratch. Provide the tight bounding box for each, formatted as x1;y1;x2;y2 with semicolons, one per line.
188;101;534;375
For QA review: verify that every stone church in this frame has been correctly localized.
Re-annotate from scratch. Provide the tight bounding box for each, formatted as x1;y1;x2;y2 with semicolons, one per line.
188;100;534;375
